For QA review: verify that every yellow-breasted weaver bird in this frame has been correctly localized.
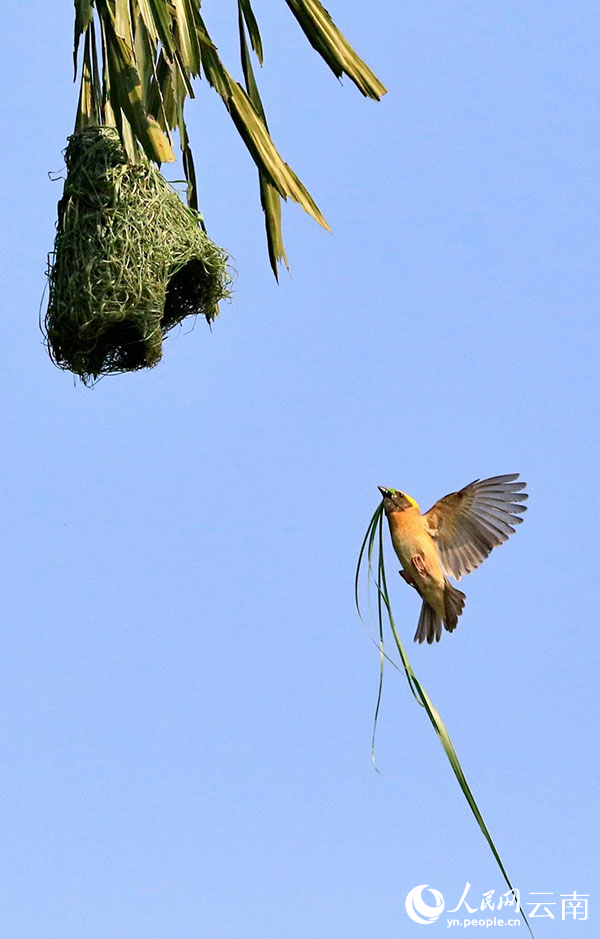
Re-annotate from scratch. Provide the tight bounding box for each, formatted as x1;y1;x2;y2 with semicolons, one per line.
378;474;528;644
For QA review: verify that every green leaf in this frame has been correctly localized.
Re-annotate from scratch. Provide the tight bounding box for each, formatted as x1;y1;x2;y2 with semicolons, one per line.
134;14;153;100
181;137;199;213
73;0;94;78
237;3;263;116
229;84;330;229
75;27;95;128
136;0;160;45
238;5;287;275
195;21;231;100
148;51;178;130
145;0;177;58
285;0;386;99
197;15;329;230
173;0;201;75
102;7;175;162
89;18;102;117
239;0;264;65
259;175;288;278
113;0;134;46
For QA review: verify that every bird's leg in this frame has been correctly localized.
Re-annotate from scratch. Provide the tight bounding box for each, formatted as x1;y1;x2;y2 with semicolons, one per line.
399;570;418;590
411;554;430;578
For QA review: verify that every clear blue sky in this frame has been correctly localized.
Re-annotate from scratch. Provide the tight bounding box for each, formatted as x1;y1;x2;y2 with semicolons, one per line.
1;2;598;936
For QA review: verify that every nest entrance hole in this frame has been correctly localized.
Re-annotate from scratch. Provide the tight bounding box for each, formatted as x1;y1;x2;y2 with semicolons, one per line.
93;321;150;371
163;259;213;330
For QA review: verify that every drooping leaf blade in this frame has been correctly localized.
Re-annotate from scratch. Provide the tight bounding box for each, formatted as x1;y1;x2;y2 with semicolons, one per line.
197;15;329;230
145;0;177;58
285;0;387;99
113;0;134;45
238;4;288;275
239;0;264;65
75;27;96;129
74;0;94;77
100;2;175;162
134;13;154;102
173;0;201;76
136;0;160;43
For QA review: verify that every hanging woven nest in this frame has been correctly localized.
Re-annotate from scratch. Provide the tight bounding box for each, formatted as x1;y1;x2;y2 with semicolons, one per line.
45;126;231;382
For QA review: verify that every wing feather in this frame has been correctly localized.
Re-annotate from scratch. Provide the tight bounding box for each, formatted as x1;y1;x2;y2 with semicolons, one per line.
424;474;528;580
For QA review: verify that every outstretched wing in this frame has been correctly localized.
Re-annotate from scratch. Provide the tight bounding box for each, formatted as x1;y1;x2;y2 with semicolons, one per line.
423;474;528;580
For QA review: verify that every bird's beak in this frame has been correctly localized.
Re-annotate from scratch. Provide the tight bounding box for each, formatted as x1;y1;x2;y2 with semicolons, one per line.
378;486;391;498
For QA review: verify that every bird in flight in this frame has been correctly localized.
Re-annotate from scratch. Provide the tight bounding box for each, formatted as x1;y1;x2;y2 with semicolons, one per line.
378;474;528;644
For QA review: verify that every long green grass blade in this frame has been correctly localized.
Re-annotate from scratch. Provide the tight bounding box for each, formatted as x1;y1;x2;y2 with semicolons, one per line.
354;502;382;618
376;512;422;706
355;500;535;938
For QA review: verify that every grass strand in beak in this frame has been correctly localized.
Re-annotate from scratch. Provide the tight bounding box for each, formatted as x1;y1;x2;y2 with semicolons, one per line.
355;498;535;939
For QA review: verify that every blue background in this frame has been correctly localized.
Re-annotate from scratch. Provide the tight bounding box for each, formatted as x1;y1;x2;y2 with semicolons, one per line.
1;1;598;935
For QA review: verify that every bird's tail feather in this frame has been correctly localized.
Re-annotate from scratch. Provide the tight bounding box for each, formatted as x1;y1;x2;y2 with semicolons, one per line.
444;582;466;631
414;584;466;644
414;601;442;644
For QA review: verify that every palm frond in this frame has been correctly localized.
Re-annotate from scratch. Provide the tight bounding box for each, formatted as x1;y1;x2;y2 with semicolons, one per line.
70;0;384;273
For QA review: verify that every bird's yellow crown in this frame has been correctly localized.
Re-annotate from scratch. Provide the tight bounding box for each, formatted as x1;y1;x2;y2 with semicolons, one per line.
387;488;420;511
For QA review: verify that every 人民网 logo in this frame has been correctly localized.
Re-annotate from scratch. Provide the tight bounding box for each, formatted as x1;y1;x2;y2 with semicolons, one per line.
405;884;445;924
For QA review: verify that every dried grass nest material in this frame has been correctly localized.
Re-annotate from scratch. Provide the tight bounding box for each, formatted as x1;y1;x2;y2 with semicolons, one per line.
45;126;231;382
